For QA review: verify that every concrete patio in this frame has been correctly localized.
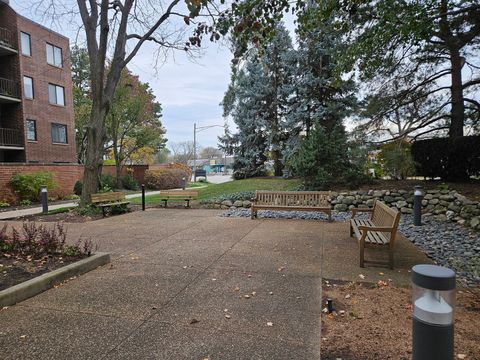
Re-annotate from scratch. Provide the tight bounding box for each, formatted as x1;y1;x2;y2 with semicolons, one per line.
0;209;428;359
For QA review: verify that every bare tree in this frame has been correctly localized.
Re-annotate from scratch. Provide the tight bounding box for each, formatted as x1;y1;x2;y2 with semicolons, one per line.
31;0;223;204
199;146;222;159
169;140;198;164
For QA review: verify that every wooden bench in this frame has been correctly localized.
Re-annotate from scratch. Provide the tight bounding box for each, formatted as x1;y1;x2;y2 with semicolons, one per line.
159;190;199;208
91;192;130;217
350;200;401;269
251;191;332;221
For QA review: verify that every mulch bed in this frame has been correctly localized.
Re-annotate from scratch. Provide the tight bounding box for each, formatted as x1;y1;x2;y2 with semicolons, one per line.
0;253;85;291
321;280;480;359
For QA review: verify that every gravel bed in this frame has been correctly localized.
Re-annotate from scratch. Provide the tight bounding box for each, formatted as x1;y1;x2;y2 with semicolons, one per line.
221;208;480;286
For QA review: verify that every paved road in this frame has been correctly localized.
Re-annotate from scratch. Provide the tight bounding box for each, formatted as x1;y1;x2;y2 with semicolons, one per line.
0;209;323;359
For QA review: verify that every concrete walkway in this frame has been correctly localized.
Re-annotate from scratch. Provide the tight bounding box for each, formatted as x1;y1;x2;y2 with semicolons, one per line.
0;210;323;359
0;210;428;359
0;191;159;220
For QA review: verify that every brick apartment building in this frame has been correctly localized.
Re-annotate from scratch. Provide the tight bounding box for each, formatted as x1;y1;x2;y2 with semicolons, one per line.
0;0;76;164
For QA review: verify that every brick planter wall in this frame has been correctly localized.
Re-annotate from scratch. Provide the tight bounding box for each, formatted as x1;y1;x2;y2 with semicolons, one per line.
0;163;83;203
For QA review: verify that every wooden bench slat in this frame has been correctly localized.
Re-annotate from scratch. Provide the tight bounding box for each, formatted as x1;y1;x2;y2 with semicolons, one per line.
251;191;331;221
91;192;129;217
159;190;199;208
350;200;400;269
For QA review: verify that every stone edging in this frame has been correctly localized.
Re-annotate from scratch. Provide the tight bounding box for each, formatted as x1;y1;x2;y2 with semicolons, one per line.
200;189;480;231
0;252;110;308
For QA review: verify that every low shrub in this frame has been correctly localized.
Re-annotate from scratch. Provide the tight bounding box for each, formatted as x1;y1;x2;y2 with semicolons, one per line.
74;180;82;196
145;168;189;190
10;171;57;202
20;199;32;206
100;173;117;190
0;222;94;258
121;173;139;190
0;201;10;208
74;205;102;216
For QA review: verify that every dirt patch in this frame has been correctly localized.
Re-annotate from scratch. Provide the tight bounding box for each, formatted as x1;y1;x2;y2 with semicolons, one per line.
18;210;104;223
0;253;85;291
321;280;480;359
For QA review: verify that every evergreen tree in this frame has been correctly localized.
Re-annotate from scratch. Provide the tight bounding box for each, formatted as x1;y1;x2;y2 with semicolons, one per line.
221;23;295;178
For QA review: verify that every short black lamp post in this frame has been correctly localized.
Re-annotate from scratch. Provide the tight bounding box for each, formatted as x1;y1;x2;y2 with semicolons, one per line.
40;185;48;214
141;184;146;211
182;177;186;190
413;185;424;226
412;264;456;360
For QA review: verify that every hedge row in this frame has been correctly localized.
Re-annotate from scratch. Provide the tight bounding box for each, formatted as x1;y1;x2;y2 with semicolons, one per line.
144;168;190;190
411;136;480;181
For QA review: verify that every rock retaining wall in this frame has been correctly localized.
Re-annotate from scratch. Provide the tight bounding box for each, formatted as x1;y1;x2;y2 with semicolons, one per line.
201;189;480;230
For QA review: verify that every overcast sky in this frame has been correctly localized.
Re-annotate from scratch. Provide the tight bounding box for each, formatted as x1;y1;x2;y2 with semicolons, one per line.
10;0;233;150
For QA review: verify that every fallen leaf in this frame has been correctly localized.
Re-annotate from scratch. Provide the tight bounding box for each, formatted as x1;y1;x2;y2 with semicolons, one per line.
345;294;351;299
189;318;199;324
359;274;365;279
251;292;256;296
322;307;329;313
211;278;217;281
266;322;273;327
457;355;467;359
224;309;228;312
269;291;274;295
225;314;231;319
234;287;240;291
20;335;26;339
244;294;251;299
379;272;384;276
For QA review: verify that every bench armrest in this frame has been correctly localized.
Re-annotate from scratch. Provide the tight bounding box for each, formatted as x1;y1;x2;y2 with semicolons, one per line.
358;225;394;232
351;208;374;218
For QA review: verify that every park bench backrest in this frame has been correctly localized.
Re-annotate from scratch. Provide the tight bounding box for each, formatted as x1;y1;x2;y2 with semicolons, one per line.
371;200;401;241
255;191;330;207
91;192;126;204
160;190;199;197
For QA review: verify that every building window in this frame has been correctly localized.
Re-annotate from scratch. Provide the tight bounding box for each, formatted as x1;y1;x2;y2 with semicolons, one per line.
21;32;31;56
51;123;67;144
48;84;65;106
46;43;62;67
26;120;37;141
23;76;34;99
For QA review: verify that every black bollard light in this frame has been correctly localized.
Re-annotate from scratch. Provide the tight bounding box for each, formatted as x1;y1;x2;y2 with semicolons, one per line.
413;185;423;226
141;184;145;211
182;177;186;190
412;264;456;360
326;298;334;313
40;185;48;214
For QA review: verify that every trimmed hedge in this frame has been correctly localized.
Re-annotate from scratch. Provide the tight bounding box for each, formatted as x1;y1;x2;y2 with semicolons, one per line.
145;168;189;190
411;136;480;181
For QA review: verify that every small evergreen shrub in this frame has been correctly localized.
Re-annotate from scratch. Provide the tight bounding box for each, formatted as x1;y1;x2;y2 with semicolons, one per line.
100;173;117;190
20;199;32;206
121;173;139;190
74;180;83;196
10;171;57;202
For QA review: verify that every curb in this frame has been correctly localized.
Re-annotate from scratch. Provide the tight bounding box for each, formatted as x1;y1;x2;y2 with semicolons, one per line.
0;252;110;307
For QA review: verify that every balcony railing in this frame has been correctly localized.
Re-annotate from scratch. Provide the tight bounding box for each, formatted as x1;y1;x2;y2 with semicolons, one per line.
0;77;20;99
0;128;23;147
0;27;15;50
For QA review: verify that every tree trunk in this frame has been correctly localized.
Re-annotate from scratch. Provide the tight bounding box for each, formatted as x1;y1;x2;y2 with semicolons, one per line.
449;47;465;138
81;104;108;205
115;160;122;189
272;150;283;176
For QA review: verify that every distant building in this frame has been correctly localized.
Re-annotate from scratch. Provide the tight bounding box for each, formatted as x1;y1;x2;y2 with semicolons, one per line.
0;0;76;163
187;156;234;174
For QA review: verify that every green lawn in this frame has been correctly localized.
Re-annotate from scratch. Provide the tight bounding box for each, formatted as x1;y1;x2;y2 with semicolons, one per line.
130;177;301;205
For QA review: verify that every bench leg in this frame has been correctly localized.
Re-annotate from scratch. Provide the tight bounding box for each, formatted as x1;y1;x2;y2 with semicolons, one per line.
349;224;353;237
185;200;190;208
328;211;332;222
389;250;394;270
251;207;255;219
102;207;106;217
359;235;366;268
163;200;167;208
